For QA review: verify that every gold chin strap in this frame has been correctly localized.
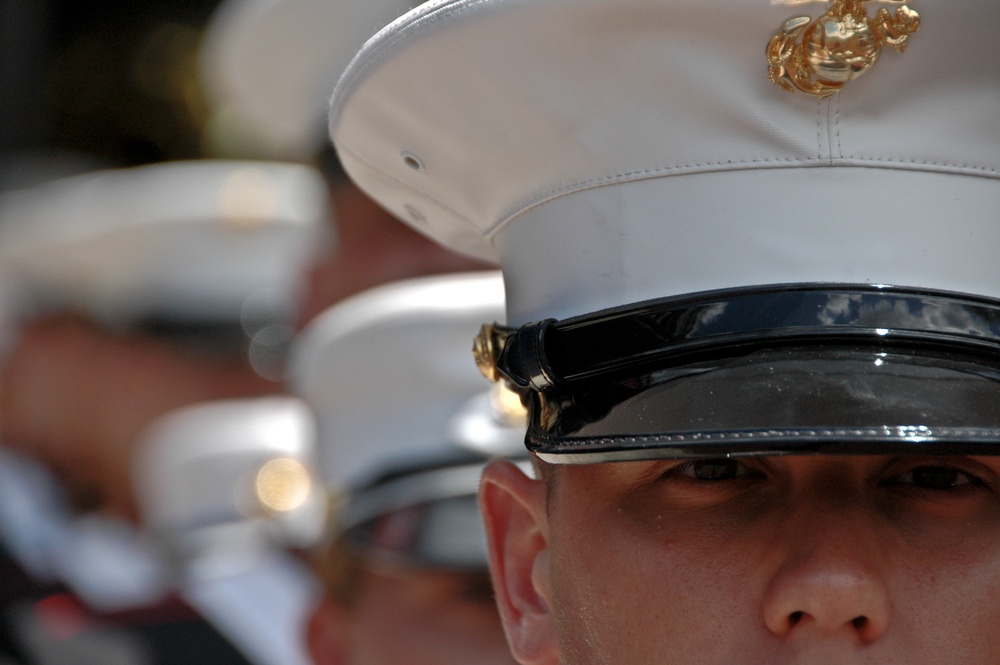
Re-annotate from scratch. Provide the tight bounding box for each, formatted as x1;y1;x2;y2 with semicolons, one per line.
767;0;920;97
472;322;510;383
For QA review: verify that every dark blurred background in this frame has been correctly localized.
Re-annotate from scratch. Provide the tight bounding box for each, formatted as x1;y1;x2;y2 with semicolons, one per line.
1;0;224;187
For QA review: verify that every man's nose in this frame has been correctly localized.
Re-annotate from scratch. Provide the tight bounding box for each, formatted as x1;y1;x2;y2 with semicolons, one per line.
761;493;891;645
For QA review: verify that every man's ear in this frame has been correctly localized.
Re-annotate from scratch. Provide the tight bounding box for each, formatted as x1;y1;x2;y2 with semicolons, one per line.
480;460;561;665
306;595;352;665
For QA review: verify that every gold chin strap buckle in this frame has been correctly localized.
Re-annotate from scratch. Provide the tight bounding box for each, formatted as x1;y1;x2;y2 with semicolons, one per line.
472;322;510;383
767;0;920;98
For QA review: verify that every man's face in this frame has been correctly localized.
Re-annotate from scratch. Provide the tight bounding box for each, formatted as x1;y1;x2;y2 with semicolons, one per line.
308;564;517;665
481;455;1000;664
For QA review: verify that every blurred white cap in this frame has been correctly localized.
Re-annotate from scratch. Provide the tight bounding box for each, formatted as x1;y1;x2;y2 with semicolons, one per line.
132;398;322;665
288;271;526;540
201;0;425;159
0;160;330;328
132;396;325;566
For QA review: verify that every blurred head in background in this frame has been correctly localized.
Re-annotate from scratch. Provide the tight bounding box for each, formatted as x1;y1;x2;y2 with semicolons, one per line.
289;272;524;665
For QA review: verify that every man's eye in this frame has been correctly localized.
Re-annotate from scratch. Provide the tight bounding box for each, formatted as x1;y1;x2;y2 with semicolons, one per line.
674;458;747;481
887;465;982;491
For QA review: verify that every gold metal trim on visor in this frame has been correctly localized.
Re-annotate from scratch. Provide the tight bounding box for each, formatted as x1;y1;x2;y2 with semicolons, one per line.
473;323;509;383
767;0;920;97
490;381;529;429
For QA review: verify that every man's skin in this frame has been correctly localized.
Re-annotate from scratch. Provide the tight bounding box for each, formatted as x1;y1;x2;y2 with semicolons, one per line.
481;454;1000;664
307;564;517;665
0;315;273;520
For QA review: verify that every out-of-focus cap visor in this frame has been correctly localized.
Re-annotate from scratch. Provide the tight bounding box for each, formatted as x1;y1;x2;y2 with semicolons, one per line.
333;458;531;570
493;285;1000;463
344;495;487;570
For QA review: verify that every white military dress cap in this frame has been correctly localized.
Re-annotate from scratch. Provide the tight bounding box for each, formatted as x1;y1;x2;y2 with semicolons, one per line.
329;0;1000;463
132;397;322;665
330;0;998;323
289;271;526;566
201;0;425;159
133;396;323;561
0;160;329;327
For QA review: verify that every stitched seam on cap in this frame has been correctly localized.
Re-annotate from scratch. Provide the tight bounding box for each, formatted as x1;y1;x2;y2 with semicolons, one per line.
835;94;843;160
486;157;1000;240
815;98;824;159
826;99;835;165
341;136;999;246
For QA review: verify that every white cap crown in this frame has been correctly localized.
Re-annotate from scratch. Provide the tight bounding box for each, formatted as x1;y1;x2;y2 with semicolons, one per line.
330;0;1000;323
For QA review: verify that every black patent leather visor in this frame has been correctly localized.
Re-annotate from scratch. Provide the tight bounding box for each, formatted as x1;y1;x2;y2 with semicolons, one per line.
488;285;1000;463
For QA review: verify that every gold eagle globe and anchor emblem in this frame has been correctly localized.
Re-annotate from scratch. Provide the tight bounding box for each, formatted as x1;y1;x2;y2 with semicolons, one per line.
767;0;920;97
